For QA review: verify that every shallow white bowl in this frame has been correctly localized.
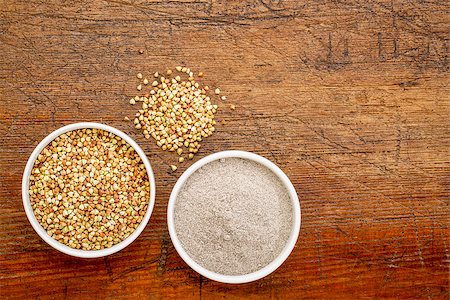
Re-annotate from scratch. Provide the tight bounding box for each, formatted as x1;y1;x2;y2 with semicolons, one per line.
22;122;156;258
167;150;301;284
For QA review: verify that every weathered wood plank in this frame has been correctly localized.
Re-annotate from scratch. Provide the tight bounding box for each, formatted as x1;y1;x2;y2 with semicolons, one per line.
0;0;448;298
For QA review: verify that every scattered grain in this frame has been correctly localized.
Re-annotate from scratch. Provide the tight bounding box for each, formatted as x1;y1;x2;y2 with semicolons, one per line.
128;67;226;159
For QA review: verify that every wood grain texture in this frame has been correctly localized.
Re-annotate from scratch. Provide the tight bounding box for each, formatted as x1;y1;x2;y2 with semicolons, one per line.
0;0;449;299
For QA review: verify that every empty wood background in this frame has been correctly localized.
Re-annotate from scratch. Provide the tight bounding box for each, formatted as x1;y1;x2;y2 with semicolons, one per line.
0;0;448;299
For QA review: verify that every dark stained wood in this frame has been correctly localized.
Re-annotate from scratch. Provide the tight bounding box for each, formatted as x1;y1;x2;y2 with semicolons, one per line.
0;0;449;298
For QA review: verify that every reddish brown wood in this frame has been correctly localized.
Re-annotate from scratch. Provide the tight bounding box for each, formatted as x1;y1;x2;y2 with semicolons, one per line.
0;0;449;299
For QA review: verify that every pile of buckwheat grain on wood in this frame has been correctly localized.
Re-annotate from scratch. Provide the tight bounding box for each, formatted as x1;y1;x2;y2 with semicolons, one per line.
29;128;150;250
127;66;235;171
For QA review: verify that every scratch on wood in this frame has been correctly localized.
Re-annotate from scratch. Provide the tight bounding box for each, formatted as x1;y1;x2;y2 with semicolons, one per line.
392;39;399;58
377;32;385;61
344;38;349;59
104;257;113;280
111;257;159;282
327;32;333;67
315;229;323;279
397;80;419;88
411;209;432;299
157;234;169;276
63;281;68;300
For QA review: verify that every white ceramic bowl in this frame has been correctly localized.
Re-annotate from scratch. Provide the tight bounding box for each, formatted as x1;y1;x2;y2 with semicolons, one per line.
167;150;301;284
22;122;156;258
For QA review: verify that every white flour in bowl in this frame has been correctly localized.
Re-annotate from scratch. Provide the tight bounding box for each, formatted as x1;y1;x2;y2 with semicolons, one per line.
174;158;293;275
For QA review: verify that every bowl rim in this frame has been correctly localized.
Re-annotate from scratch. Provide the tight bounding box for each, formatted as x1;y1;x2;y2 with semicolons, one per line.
167;150;301;284
22;122;156;258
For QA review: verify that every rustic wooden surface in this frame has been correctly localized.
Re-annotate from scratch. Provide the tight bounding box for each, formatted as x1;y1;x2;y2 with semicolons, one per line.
0;0;449;299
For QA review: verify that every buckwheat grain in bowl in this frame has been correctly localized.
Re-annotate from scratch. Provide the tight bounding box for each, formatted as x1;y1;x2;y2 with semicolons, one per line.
167;151;301;284
22;123;156;258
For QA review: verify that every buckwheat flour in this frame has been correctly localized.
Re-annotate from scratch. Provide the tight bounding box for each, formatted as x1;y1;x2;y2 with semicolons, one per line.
174;158;293;275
